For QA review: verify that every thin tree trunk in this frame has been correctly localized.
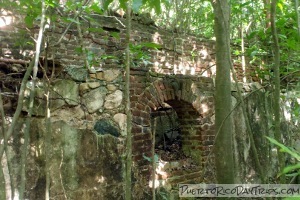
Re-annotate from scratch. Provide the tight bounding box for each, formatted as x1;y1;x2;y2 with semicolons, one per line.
76;17;90;72
240;17;247;83
125;1;132;200
211;0;235;184
19;0;46;198
44;86;51;200
0;63;34;160
43;52;51;200
0;157;6;199
151;119;157;200
263;0;271;29
295;0;300;39
270;0;285;184
0;92;14;199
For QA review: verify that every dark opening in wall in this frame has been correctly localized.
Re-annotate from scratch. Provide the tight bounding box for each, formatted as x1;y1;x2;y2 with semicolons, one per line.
151;104;187;161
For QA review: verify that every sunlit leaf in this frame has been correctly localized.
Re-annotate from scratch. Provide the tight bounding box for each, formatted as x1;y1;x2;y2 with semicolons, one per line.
277;2;283;12
234;50;240;55
45;0;58;7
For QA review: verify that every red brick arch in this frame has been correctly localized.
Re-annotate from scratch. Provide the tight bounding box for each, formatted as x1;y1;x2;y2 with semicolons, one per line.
130;68;215;184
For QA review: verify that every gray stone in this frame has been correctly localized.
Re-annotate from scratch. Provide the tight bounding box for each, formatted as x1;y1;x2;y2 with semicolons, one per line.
23;80;79;116
104;69;121;82
104;90;123;109
250;82;262;90
82;87;108;113
107;84;117;91
52;106;85;125
52;79;79;106
113;113;127;136
79;83;89;95
88;81;101;89
65;66;88;82
23;84;46;116
231;82;243;92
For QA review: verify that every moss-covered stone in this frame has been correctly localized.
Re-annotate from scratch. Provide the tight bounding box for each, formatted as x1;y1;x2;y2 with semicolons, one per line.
94;119;120;137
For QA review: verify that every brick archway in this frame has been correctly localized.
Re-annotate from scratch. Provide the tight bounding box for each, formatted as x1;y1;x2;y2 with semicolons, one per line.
130;68;215;188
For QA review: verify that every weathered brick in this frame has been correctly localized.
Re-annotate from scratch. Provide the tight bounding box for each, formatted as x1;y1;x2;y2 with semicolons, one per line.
140;111;149;119
132;116;143;125
133;133;150;141
144;90;152;100
142;127;152;135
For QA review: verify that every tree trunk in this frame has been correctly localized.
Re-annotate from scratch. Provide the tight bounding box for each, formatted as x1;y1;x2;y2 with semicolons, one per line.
19;0;46;198
270;0;285;184
125;1;132;200
211;0;235;184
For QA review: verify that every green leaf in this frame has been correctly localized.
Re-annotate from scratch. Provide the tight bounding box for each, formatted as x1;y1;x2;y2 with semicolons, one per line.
132;0;143;12
250;50;258;57
90;3;103;14
234;50;240;55
143;154;152;162
152;0;161;14
24;15;34;28
87;27;104;33
266;136;300;161
75;47;83;54
103;0;114;10
240;1;252;7
281;163;300;175
285;172;300;177
278;34;287;40
100;55;117;60
154;154;159;162
142;153;159;163
277;2;283;12
66;17;80;24
45;0;58;8
140;42;161;49
119;0;128;10
110;32;120;39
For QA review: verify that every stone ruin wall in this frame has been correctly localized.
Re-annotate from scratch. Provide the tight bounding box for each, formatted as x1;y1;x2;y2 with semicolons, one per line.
0;14;272;199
